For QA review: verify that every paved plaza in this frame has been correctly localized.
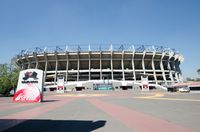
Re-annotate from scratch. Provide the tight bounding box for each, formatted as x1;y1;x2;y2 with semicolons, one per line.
0;90;200;132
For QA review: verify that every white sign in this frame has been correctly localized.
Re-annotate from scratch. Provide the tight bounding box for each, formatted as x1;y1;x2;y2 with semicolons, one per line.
122;81;127;86
77;82;83;87
141;75;149;91
57;76;65;93
13;69;43;102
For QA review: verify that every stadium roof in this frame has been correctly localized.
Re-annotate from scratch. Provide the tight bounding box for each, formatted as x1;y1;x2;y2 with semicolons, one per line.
18;44;181;57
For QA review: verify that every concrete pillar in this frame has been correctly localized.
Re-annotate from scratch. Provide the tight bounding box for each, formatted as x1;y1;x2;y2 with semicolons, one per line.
35;60;38;69
22;64;25;70
132;52;136;82
25;55;31;69
152;52;157;84
142;51;146;75
26;57;31;69
160;53;167;84
168;55;174;83
175;72;179;82
19;58;25;70
77;53;80;81
28;62;31;69
33;53;38;69
122;51;125;81
44;53;48;82
178;73;183;83
174;60;180;82
100;51;102;80
89;52;91;80
172;61;176;81
54;53;58;84
65;52;68;82
111;51;113;80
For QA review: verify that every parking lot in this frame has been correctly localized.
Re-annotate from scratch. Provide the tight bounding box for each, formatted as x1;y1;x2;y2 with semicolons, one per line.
0;90;200;132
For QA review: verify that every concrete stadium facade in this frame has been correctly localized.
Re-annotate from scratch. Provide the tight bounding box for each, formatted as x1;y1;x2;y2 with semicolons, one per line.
14;45;184;90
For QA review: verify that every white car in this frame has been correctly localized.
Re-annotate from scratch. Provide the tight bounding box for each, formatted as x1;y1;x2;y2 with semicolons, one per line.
179;87;190;93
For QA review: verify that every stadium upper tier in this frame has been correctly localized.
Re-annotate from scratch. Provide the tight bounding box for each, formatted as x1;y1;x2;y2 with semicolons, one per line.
14;44;184;85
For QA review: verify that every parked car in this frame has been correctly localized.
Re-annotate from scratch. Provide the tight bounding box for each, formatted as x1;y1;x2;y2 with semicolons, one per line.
179;87;190;93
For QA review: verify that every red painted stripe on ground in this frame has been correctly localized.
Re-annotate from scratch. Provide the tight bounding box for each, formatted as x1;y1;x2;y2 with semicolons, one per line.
0;103;35;112
87;98;193;132
0;98;76;131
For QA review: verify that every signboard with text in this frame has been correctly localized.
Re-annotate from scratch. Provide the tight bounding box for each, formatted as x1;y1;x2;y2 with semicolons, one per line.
13;69;43;102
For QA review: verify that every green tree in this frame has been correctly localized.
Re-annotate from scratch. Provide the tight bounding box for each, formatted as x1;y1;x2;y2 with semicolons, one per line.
0;63;20;96
186;77;195;81
197;68;200;75
196;78;200;81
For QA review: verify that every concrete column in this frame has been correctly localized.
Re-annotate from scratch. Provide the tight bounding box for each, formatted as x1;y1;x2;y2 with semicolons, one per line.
28;62;31;69
122;51;125;81
44;53;48;84
65;52;68;82
77;53;80;81
19;58;25;70
26;58;31;69
160;53;167;84
111;51;113;80
142;51;146;75
152;52;157;84
169;70;174;83
172;61;176;81
25;55;31;69
89;52;91;80
100;51;102;80
174;60;180;82
132;52;136;82
168;55;174;83
33;53;38;69
35;60;38;69
178;73;183;82
54;53;58;84
175;72;179;82
22;64;25;70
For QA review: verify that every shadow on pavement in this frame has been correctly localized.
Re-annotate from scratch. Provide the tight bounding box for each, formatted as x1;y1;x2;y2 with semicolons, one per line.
0;119;106;132
42;100;60;103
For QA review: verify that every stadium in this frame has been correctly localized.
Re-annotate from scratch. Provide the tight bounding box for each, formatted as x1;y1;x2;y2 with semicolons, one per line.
14;44;184;91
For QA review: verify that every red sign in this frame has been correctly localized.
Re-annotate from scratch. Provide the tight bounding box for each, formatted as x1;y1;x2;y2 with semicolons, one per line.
13;83;41;102
13;69;43;103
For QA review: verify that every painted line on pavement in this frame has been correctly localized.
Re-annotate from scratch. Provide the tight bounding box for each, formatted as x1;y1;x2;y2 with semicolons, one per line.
87;98;193;132
135;93;165;98
0;98;76;131
0;103;36;112
55;93;108;97
135;93;200;102
138;97;200;102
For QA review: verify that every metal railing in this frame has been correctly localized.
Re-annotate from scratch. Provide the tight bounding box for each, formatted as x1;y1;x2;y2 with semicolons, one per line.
18;44;180;56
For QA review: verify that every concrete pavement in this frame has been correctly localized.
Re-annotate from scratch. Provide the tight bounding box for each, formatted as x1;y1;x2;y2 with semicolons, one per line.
0;90;199;132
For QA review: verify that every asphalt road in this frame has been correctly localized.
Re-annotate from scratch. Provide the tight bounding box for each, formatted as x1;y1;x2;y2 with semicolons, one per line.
0;90;200;132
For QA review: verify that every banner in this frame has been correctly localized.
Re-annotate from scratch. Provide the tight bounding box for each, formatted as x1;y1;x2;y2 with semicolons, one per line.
13;69;43;102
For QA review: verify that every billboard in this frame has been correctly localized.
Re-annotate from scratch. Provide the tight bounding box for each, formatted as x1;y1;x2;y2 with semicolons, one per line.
13;69;43;102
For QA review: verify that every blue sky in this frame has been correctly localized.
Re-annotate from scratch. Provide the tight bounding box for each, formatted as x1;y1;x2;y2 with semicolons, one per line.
0;0;200;78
